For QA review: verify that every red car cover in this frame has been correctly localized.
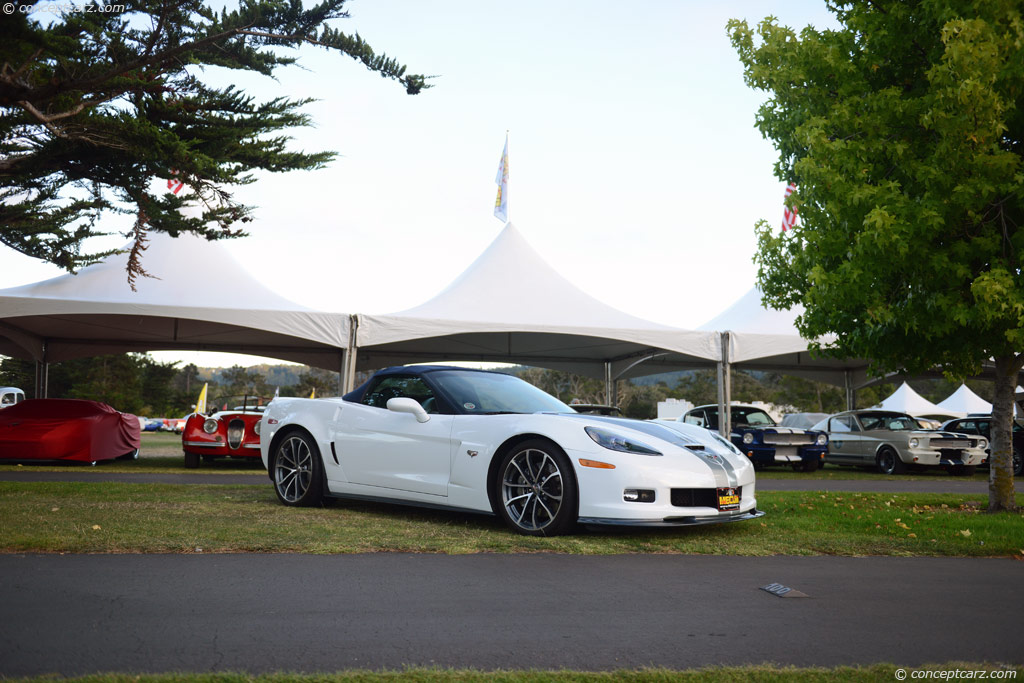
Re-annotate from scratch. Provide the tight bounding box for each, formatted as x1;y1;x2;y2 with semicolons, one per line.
0;399;141;462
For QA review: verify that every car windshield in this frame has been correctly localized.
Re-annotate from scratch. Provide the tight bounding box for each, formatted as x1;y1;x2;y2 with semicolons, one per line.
430;370;573;414
694;406;777;429
859;413;918;431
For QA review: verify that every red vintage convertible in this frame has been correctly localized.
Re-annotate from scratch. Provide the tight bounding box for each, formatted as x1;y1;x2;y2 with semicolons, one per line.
181;396;269;468
0;399;141;464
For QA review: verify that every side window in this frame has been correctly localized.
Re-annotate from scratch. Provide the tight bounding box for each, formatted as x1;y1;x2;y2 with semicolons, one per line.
684;411;705;427
0;393;13;406
830;416;851;433
958;420;975;433
361;376;437;411
975;421;989;435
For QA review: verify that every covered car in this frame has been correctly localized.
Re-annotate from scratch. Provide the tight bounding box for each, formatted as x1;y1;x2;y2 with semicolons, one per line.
260;365;764;536
679;404;828;471
815;410;987;475
0;399;140;464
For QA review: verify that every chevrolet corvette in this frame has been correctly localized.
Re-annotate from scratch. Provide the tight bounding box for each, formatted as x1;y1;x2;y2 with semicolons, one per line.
260;365;764;536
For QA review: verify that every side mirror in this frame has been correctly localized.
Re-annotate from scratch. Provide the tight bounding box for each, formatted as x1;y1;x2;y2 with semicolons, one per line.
386;397;431;423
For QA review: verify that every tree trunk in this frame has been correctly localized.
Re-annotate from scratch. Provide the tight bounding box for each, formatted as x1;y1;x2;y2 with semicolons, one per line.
988;354;1021;512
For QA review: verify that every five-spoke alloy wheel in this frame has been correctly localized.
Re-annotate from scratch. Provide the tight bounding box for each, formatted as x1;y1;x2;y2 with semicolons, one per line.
272;430;324;506
496;439;577;536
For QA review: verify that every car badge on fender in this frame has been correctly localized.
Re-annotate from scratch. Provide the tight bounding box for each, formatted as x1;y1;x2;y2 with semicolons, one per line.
703;453;723;464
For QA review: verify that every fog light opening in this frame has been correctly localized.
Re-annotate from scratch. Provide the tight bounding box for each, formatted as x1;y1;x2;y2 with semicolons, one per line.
623;489;655;503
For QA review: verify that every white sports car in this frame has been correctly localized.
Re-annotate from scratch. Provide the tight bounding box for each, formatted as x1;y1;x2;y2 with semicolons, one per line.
259;365;764;536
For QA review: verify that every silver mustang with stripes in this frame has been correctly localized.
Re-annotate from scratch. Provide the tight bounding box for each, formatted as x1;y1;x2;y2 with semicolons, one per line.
259;365;764;536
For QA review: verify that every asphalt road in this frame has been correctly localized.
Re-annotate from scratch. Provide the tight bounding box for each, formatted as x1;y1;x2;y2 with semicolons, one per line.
0;469;994;493
0;553;1020;676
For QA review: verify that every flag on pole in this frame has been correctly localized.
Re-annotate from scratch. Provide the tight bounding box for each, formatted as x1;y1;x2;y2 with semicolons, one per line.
781;182;798;232
494;135;509;222
194;382;208;415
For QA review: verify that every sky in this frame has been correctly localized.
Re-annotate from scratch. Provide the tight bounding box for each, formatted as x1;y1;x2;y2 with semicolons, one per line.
0;0;842;368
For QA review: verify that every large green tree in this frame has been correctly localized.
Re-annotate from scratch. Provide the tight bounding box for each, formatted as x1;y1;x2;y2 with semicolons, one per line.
729;0;1023;510
1;0;427;284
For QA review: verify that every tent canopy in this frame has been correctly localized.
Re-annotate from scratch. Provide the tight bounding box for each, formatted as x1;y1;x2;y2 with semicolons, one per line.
698;286;873;388
354;223;720;379
875;382;959;418
937;384;992;416
0;232;349;370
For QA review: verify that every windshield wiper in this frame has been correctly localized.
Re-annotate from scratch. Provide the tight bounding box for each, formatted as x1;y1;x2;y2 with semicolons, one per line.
479;410;521;415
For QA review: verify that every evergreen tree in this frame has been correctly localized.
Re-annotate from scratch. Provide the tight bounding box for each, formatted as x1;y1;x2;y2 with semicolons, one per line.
1;0;428;284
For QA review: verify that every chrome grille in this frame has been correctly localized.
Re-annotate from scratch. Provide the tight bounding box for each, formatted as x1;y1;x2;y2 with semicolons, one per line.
763;432;814;446
227;419;245;449
930;438;970;449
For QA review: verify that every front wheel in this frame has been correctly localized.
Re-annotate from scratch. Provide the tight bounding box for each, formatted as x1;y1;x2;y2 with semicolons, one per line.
876;448;906;475
272;431;324;507
183;451;200;469
1013;450;1023;477
951;464;976;477
495;439;577;536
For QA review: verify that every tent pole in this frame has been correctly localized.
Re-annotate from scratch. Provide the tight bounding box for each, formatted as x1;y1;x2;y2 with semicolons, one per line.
844;370;854;411
717;332;731;438
342;352;350;395
34;342;48;398
604;362;613;407
343;315;359;394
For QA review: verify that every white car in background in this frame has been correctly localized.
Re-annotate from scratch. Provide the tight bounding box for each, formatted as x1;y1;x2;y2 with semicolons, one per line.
260;365;764;536
0;387;25;408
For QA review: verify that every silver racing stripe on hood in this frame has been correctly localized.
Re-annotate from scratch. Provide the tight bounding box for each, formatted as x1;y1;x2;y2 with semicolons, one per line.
557;414;741;486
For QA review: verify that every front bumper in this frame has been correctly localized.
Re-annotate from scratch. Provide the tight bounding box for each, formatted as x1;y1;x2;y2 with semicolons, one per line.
742;445;826;465
580;508;766;527
905;447;985;467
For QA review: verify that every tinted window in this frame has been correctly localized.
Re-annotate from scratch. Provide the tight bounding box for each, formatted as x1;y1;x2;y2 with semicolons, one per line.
430;370;571;414
362;376;436;410
683;410;706;427
830;416;853;433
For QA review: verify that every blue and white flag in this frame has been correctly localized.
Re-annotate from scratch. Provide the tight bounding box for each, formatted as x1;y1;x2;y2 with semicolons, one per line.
494;135;508;222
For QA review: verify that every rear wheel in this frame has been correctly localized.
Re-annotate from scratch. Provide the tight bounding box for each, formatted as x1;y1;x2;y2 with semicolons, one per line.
183;451;200;469
876;448;906;475
495;439;577;536
272;431;324;507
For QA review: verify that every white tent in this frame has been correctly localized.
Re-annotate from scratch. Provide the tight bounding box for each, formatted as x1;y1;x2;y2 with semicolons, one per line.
0;232;351;392
697;286;876;400
938;384;992;416
350;223;721;390
875;382;958;418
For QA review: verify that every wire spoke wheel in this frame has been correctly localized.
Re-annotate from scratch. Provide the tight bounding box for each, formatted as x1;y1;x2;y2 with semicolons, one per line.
501;447;565;532
273;433;322;505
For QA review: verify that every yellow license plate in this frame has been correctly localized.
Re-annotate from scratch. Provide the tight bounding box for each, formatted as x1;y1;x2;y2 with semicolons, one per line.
717;488;740;511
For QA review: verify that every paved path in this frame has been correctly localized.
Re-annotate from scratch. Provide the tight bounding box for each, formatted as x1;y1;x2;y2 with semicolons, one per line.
0;470;993;493
0;554;1020;676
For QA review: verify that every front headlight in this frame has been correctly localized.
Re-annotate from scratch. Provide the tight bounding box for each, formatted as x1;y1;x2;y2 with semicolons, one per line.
909;438;919;448
202;418;218;434
585;426;662;456
816;433;827;446
742;432;754;444
254;420;262;436
978;438;987;450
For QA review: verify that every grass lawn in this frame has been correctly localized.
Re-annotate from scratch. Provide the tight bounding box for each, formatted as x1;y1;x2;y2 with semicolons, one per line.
1;481;1020;555
4;665;1020;682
